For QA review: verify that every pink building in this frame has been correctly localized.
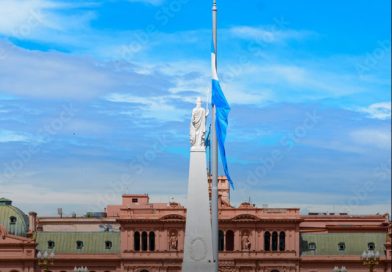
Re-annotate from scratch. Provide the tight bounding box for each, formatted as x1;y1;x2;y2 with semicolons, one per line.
0;178;391;272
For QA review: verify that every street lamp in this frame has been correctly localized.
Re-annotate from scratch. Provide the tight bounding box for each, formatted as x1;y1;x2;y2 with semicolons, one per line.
361;250;380;272
74;267;89;272
333;266;348;272
37;250;55;272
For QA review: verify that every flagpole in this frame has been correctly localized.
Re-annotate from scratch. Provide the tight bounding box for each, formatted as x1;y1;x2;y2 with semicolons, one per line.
211;0;219;271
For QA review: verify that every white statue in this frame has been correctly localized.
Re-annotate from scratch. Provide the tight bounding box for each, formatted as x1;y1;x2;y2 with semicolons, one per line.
190;97;208;150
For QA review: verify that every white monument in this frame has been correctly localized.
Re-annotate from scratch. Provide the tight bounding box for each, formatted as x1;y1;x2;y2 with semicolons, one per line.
182;97;214;272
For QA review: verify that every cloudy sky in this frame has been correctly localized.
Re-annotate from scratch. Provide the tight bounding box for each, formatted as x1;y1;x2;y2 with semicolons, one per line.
0;0;390;216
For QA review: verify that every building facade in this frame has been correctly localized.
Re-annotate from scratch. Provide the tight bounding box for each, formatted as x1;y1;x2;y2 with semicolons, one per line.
0;178;391;272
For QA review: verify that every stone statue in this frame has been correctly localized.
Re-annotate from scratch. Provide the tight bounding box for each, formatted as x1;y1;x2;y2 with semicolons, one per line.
241;232;251;250
169;231;178;250
190;97;208;150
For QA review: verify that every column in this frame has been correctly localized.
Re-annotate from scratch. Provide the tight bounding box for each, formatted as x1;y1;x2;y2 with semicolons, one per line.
128;229;133;252
223;231;226;252
260;230;264;251
234;230;241;251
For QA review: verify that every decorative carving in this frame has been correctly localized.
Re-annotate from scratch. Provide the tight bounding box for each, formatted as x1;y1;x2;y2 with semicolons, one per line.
169;231;178;250
190;97;208;150
219;267;237;272
241;231;251;250
219;261;237;272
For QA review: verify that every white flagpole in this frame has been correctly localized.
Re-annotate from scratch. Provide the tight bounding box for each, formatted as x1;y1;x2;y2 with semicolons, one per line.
211;0;219;271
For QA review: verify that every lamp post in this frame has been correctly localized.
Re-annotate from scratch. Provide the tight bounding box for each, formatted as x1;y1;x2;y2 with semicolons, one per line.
37;250;55;272
361;250;380;272
333;266;348;272
74;267;89;272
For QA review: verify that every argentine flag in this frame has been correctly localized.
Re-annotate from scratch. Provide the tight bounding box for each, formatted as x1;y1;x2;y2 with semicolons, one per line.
211;43;234;189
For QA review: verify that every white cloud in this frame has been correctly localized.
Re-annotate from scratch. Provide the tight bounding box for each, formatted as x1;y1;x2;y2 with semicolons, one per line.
127;0;164;5
0;42;172;100
359;102;391;120
233;189;391;215
105;93;188;122
0;130;29;143
351;128;391;149
0;0;95;39
230;26;314;43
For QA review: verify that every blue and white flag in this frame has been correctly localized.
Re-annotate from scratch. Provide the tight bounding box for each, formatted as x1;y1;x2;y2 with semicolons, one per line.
211;43;234;188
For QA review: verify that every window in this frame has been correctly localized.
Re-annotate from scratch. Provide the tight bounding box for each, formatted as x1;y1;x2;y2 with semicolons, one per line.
149;232;155;251
309;242;316;251
105;240;112;250
134;232;140;251
272;231;278;251
76;240;84;250
132;198;138;203
368;242;375;251
338;242;346;251
225;230;234;251
48;240;55;249
141;231;148;251
264;232;271;251
218;230;224;251
10;216;17;224
279;232;286;251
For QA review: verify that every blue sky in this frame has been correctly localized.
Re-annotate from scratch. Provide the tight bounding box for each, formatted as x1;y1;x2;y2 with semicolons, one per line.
0;0;390;216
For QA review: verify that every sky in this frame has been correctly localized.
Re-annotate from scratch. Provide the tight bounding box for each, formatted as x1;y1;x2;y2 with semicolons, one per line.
0;0;390;216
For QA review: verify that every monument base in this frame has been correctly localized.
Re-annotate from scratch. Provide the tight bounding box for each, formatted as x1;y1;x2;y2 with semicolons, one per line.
182;149;214;272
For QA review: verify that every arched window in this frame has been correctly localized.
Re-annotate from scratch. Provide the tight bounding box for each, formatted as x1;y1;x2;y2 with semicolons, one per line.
10;216;17;224
141;231;148;251
149;232;155;251
9;216;17;234
309;242;316;251
368;242;375;251
105;240;112;250
264;231;271;251
48;240;55;249
279;232;285;251
218;230;224;251
338;242;346;251
225;230;234;251
76;240;84;250
272;231;278;251
134;231;140;251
